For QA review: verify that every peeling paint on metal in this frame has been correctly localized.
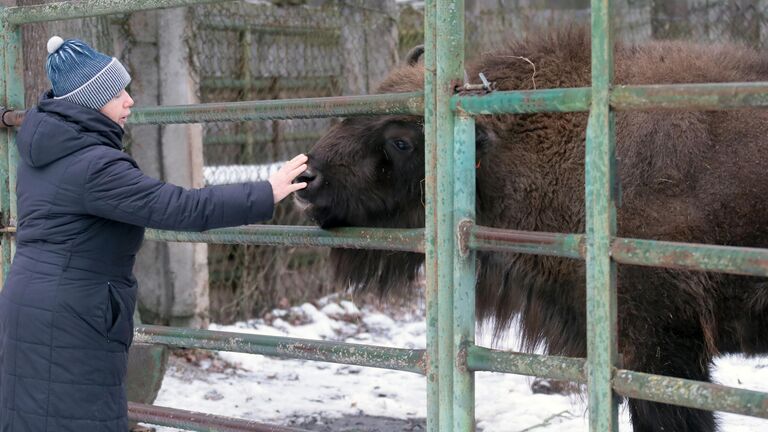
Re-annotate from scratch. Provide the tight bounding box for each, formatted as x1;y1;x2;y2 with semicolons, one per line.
613;369;768;419
128;402;308;432
469;225;585;259
145;226;425;253
3;0;230;25
133;325;426;375
612;237;768;277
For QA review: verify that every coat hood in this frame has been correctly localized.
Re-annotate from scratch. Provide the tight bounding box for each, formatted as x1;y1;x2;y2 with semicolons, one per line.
16;90;124;168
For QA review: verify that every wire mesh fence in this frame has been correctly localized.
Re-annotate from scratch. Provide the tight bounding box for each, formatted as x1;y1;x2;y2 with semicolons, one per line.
191;1;401;322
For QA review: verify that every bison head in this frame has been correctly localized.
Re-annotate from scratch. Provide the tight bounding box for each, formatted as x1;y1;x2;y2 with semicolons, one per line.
293;114;428;297
294;48;434;296
294;116;426;230
295;47;498;296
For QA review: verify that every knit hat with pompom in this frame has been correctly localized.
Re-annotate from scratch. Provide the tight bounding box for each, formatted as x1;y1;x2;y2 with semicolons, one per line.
45;36;131;110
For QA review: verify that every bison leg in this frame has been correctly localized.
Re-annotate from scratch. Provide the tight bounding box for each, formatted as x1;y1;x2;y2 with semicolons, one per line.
625;335;716;432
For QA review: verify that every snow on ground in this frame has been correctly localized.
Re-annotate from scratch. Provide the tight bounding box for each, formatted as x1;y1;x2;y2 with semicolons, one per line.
151;296;768;431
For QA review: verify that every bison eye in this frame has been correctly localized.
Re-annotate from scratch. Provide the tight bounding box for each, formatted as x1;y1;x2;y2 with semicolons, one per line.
388;138;413;153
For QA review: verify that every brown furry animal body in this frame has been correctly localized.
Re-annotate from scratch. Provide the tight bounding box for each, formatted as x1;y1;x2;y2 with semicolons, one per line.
295;29;768;431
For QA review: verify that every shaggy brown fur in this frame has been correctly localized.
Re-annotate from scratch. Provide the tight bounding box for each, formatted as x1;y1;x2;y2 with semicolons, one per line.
295;28;768;432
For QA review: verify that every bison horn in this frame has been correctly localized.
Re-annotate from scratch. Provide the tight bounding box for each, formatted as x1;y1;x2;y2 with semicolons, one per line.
404;45;425;66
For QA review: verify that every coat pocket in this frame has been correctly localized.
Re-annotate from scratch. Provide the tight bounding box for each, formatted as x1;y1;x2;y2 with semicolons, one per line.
105;282;135;347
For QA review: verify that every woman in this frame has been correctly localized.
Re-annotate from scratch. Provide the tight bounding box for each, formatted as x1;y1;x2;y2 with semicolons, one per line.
0;37;307;431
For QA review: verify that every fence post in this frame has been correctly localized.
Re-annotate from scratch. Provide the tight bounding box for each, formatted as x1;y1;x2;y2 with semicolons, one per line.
422;0;439;430
0;8;10;284
157;6;209;328
453;114;476;431
0;3;20;284
587;0;619;430
436;0;464;430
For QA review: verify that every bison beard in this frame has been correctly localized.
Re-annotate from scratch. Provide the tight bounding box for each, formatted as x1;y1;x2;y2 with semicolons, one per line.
295;27;768;432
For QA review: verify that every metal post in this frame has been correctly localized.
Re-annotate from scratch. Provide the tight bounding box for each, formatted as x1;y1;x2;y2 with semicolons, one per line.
435;1;464;431
0;11;10;283
5;22;20;262
587;0;619;430
453;114;476;430
422;0;439;430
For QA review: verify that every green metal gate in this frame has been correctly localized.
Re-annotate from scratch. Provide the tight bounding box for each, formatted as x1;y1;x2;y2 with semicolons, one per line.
1;0;768;431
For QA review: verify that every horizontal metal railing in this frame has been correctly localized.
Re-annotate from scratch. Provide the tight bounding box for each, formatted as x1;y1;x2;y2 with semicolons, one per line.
612;82;768;111
129;92;424;123
128;402;309;432
467;225;585;259
466;346;586;383
0;92;424;127
144;223;768;277
1;0;232;25
145;226;425;253
133;324;768;421
3;82;768;127
468;225;768;277
452;82;768;114
135;325;426;374
611;238;768;277
613;369;768;419
1;81;768;128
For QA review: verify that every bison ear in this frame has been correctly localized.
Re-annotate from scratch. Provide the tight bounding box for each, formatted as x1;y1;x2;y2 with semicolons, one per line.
404;45;425;66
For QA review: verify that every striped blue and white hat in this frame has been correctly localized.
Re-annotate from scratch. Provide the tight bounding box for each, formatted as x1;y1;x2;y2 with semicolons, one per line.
45;36;131;110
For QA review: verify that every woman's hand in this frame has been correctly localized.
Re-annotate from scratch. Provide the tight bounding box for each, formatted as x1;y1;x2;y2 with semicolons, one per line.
268;154;308;203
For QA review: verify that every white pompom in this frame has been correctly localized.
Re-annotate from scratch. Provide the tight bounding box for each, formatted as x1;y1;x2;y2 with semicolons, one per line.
47;36;64;54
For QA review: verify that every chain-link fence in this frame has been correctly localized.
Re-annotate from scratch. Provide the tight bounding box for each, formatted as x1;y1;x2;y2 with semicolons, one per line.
188;0;768;323
191;1;399;323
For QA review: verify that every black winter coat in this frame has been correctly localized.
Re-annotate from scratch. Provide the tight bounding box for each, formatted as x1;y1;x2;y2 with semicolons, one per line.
0;93;274;431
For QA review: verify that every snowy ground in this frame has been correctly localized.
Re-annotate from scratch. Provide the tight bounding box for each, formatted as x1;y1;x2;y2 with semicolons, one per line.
149;295;768;431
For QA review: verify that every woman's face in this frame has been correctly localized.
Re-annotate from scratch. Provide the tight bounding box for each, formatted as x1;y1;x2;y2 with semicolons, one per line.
99;90;134;129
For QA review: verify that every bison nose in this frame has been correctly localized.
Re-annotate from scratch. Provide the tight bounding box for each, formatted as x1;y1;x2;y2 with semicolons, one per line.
295;166;323;194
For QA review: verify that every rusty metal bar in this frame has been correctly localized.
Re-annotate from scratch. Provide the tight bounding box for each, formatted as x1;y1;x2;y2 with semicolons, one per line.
612;82;768;111
453;115;476;430
422;0;440;429
145;225;424;253
452;87;591;114
5;22;21;264
466;226;768;279
466;345;586;383
4;82;768;128
613;369;768;419
449;82;768;115
0;92;424;127
128;402;308;432
0;109;21;127
129;92;423;124
587;0;619;430
134;325;426;375
435;0;465;429
2;0;232;25
612;237;768;277
0;13;10;283
468;225;585;259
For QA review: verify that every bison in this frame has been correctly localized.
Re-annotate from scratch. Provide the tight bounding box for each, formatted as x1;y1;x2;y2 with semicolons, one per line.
294;28;768;432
